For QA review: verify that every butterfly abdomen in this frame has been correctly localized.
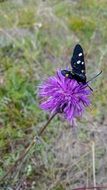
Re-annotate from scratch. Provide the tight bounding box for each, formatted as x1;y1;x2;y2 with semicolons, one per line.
72;73;86;84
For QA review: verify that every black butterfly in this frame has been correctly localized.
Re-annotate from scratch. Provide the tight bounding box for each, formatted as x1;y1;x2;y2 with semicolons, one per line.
61;44;102;89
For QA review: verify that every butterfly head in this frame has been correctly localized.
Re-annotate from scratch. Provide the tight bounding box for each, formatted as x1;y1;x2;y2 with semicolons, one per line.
61;70;73;79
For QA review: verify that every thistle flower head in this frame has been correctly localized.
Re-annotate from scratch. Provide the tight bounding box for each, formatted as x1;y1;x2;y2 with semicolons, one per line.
38;71;92;123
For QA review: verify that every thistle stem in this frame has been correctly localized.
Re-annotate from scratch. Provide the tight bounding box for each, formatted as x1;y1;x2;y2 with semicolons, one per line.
0;112;57;181
38;112;57;136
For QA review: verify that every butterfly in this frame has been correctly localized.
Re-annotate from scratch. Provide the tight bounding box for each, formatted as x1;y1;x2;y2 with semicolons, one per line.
61;44;102;90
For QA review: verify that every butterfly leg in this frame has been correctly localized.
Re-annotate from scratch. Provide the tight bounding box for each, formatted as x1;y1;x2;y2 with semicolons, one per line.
77;82;93;91
87;84;93;91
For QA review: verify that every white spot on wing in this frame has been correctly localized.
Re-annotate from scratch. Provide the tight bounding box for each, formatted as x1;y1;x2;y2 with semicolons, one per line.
81;70;85;73
82;62;84;65
79;53;82;56
77;60;81;64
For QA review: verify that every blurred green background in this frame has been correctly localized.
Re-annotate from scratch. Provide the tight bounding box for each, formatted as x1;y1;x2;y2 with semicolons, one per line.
0;0;107;189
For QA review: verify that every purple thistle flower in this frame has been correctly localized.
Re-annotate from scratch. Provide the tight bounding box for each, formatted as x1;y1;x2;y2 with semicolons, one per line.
38;71;92;123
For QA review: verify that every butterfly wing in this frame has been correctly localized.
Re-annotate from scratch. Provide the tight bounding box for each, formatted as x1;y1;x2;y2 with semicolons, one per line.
71;44;86;83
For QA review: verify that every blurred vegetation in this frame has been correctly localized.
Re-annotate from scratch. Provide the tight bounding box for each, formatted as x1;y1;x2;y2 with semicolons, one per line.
0;0;107;189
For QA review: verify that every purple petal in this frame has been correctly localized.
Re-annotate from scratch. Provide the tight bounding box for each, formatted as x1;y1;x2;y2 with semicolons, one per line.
38;70;92;124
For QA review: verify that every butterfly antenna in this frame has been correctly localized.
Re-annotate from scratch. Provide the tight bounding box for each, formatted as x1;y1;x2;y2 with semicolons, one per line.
86;71;102;84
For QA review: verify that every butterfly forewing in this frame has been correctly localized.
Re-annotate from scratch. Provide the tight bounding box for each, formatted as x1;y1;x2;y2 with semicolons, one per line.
71;44;86;83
